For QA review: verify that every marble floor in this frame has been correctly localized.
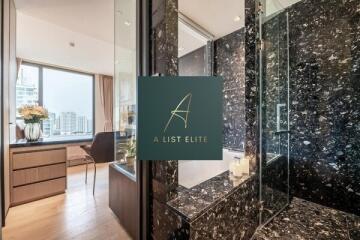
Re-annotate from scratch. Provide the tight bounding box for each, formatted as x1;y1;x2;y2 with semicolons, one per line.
254;197;360;240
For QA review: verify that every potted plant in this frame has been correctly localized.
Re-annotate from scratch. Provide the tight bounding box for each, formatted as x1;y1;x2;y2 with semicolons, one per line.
125;138;136;166
18;105;48;141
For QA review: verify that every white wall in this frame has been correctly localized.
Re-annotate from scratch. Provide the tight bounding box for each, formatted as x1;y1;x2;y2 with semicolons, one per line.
15;11;131;133
3;0;17;219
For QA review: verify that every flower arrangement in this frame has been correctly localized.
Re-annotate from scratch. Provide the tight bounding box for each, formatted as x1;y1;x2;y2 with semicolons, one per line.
18;105;48;123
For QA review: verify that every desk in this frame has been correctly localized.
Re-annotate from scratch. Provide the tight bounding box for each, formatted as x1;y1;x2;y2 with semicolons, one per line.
9;136;93;206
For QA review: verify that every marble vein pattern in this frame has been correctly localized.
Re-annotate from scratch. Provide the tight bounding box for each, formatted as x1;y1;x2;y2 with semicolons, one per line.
282;0;360;215
254;197;360;240
168;171;251;221
214;28;246;151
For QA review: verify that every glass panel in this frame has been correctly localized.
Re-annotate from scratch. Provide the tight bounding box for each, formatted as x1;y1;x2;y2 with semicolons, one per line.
177;0;249;190
174;0;252;215
178;13;212;76
42;67;94;137
16;64;40;116
259;0;294;225
114;0;137;177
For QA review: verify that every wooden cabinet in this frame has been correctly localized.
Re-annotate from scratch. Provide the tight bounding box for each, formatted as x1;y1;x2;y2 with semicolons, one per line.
12;178;66;204
10;146;67;206
13;163;66;187
13;149;66;169
109;164;138;240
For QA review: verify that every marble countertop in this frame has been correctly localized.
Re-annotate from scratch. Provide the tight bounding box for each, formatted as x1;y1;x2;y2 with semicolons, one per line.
167;170;252;221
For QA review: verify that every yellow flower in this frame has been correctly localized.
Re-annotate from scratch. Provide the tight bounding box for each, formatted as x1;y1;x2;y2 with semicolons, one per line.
18;105;48;123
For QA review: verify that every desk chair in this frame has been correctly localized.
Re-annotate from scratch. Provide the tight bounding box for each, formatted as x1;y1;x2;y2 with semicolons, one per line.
81;132;115;195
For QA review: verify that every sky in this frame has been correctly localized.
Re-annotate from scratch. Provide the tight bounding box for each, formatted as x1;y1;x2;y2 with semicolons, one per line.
42;67;93;119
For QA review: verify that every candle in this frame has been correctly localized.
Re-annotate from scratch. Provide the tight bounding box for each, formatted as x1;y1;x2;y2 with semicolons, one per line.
231;156;250;177
233;162;243;177
242;156;250;175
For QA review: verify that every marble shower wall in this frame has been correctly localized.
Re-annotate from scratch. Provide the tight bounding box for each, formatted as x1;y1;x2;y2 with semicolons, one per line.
179;29;246;151
264;0;360;215
180;29;246;151
179;47;207;76
214;29;246;151
260;8;290;224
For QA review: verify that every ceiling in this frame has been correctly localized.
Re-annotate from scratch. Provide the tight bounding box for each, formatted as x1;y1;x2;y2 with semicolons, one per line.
178;20;209;57
179;0;245;40
266;0;301;17
14;0;114;43
14;0;249;73
178;0;245;56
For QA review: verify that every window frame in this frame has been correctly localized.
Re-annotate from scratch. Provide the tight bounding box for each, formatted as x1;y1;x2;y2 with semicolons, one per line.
17;61;96;137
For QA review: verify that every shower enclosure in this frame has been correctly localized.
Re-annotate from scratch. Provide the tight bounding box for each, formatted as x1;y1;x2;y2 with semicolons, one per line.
258;0;292;225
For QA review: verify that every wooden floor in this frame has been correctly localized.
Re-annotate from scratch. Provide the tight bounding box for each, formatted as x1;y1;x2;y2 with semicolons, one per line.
3;163;132;240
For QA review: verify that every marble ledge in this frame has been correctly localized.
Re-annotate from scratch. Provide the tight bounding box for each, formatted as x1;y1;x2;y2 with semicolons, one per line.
167;170;254;222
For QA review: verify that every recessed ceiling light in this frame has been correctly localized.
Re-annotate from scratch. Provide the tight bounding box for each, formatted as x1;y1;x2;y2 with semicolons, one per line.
233;16;241;22
124;21;131;26
69;42;75;47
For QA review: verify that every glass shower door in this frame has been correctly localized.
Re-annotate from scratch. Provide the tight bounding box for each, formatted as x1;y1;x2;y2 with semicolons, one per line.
258;0;290;225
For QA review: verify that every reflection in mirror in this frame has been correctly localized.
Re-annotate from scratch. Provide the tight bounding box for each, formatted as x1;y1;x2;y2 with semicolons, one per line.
177;0;249;190
178;13;214;76
265;0;301;17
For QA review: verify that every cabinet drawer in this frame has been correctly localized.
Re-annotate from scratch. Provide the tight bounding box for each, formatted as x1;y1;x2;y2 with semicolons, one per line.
13;148;66;170
12;177;66;205
13;163;66;187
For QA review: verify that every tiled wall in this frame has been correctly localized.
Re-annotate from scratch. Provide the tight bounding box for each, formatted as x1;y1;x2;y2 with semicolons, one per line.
179;47;207;76
214;29;246;151
263;0;360;215
149;0;360;239
179;28;246;151
150;0;180;239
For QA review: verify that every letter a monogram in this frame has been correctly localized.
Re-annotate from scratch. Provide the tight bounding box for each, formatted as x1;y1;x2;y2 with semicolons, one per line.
164;93;192;132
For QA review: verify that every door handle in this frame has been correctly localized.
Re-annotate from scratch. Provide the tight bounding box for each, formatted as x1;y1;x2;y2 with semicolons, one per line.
276;103;286;132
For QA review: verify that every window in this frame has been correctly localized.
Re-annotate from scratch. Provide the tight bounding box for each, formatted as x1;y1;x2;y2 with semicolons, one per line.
16;64;40;111
16;63;94;138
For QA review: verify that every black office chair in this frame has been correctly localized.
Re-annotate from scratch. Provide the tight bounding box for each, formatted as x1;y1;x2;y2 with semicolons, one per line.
81;132;115;195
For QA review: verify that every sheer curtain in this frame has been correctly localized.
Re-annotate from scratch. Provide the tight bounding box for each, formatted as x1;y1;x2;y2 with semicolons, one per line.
98;74;114;132
16;58;22;82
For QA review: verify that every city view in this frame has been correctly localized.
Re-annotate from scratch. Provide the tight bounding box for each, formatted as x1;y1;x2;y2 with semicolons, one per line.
42;112;93;137
16;64;94;138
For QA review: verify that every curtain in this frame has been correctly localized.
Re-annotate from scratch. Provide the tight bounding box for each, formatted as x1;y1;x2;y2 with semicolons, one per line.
16;58;22;83
98;74;113;132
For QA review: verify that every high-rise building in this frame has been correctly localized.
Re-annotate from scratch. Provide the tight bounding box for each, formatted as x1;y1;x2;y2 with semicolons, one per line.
16;67;39;111
87;119;93;134
60;112;77;135
76;116;87;133
55;116;60;130
42;112;56;137
16;84;38;107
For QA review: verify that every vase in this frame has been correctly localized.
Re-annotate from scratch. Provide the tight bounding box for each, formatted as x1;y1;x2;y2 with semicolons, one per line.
24;123;41;141
126;156;135;166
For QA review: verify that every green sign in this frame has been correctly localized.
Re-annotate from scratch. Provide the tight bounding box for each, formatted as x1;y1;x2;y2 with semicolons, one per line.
138;76;222;160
